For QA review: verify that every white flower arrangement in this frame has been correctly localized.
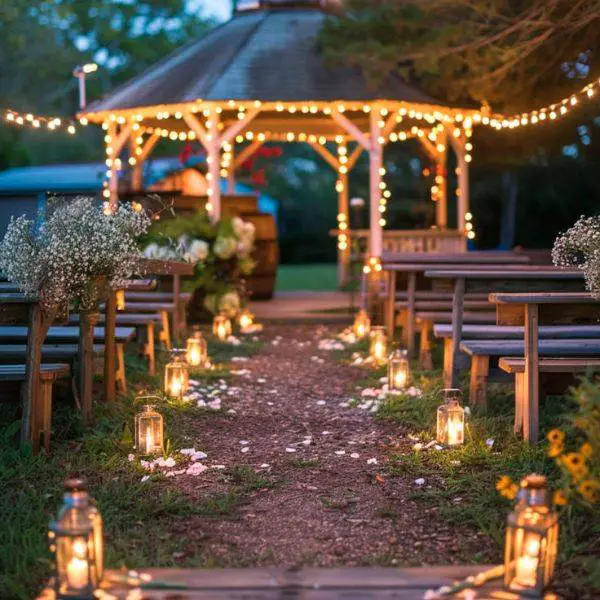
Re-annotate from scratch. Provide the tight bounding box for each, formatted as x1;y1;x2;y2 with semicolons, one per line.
0;196;151;311
552;215;600;297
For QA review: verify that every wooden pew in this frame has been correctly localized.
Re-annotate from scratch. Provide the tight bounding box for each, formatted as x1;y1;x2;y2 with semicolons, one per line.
490;292;600;443
424;268;585;387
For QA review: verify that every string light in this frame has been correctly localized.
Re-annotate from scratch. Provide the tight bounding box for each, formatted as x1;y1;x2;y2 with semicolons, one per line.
336;141;348;252
2;108;86;134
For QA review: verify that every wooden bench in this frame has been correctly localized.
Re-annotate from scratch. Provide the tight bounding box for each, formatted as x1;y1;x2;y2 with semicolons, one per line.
0;326;135;391
460;338;600;412
119;301;175;348
0;363;69;453
499;357;600;438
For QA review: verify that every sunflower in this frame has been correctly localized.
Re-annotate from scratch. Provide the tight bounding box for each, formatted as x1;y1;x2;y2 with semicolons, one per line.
548;443;564;458
552;489;569;506
580;442;593;459
547;429;565;444
578;480;600;504
500;484;519;501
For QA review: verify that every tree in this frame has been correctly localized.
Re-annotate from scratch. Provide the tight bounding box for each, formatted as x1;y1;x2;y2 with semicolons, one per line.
321;0;600;110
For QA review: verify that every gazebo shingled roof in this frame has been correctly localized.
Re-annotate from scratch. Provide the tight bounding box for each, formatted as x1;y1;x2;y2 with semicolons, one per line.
86;0;444;113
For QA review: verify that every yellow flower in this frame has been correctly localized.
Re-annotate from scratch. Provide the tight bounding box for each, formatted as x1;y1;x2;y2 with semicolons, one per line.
578;480;600;504
580;442;593;459
561;452;586;470
547;429;565;445
500;484;519;501
548;443;564;458
496;476;513;492
552;490;569;506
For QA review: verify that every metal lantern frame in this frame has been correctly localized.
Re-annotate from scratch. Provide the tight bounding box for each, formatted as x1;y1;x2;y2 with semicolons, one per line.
213;314;233;340
164;351;190;400
134;401;165;455
436;388;465;446
388;347;410;391
186;330;208;367
353;309;371;340
369;326;388;366
504;475;559;597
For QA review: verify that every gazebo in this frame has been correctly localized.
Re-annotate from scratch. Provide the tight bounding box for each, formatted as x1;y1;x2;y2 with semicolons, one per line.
80;0;483;283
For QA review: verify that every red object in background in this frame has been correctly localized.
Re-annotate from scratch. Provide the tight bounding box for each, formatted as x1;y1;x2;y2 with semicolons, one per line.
251;169;266;186
435;164;447;178
179;143;193;164
241;158;255;171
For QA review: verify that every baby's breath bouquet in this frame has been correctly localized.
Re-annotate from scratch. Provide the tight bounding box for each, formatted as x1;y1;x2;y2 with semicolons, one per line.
552;215;600;297
0;196;151;313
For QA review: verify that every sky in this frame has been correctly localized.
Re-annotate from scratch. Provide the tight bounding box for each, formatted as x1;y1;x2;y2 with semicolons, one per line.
188;0;232;22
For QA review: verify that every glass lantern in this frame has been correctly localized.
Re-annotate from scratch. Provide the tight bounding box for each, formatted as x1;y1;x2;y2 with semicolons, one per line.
164;351;189;400
504;475;559;597
353;309;371;339
369;326;388;366
238;308;255;332
186;329;208;367
49;479;103;599
436;388;465;446
388;347;410;391
135;403;164;455
115;290;125;311
213;314;232;341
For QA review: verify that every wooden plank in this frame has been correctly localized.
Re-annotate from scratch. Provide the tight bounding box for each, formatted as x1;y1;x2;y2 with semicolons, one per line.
434;324;600;340
0;364;69;380
121;301;175;312
490;291;596;304
500;357;600;374
460;338;600;357
70;313;162;325
406;272;416;359
381;251;530;266
426;269;582;279
524;304;539;443
104;292;117;403
496;301;599;327
0;344;104;359
78;312;99;425
0;326;135;342
141;258;195;276
416;311;496;324
448;277;465;387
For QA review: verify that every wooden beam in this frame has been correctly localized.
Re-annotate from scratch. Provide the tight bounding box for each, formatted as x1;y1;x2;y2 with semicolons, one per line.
347;145;363;171
417;136;438;161
233;140;264;170
381;112;399;141
220;108;261;145
111;123;133;157
330;110;370;150
182;112;209;149
368;111;383;257
307;141;339;170
139;130;161;162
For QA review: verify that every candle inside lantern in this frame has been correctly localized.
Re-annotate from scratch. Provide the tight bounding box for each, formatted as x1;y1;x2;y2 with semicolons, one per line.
446;414;464;446
164;352;189;400
66;539;89;590
515;537;540;588
115;290;125;311
369;327;388;365
238;309;254;331
135;403;164;455
186;330;208;367
388;347;410;391
213;314;232;341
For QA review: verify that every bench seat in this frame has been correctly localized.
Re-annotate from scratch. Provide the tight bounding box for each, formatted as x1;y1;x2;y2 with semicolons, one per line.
460;338;600;409
499;357;600;440
0;326;135;343
399;300;491;311
0;363;70;452
434;324;600;340
124;291;193;302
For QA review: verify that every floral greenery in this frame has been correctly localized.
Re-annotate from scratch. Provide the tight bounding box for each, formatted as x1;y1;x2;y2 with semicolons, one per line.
142;210;256;317
552;215;600;298
0;196;151;311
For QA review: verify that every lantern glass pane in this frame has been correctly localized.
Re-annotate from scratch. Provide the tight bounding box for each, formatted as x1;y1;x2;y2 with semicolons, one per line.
238;309;254;331
353;309;371;339
369;327;388;365
135;405;164;454
213;315;232;340
186;334;207;367
164;356;189;399
388;348;410;390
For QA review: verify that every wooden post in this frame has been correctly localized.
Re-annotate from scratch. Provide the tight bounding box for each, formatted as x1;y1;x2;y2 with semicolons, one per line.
457;151;470;232
207;110;222;220
227;144;236;194
406;272;417;360
369;111;383;257
173;274;183;340
103;291;117;403
79;311;99;425
385;270;396;338
448;277;465;388
337;171;350;287
436;131;448;229
130;134;143;192
523;304;540;443
107;122;119;209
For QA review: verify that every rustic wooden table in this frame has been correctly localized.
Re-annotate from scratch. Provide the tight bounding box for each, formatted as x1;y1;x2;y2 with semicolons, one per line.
489;292;599;443
36;565;540;599
424;269;585;389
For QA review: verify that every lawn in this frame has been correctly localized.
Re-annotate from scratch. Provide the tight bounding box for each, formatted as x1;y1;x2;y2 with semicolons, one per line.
275;264;339;292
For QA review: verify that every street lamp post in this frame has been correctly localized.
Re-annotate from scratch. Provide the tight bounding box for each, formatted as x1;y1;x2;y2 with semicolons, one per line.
73;63;98;110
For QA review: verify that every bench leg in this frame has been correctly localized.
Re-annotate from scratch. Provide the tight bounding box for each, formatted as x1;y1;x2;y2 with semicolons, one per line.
145;322;156;376
514;373;525;437
39;379;53;454
116;343;127;393
419;320;433;370
443;338;453;388
470;355;489;412
159;310;171;349
398;309;408;346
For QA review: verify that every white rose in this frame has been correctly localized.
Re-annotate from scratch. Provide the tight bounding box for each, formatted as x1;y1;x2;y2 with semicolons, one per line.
213;237;237;260
219;291;240;316
232;217;245;237
189;239;209;262
243;222;255;239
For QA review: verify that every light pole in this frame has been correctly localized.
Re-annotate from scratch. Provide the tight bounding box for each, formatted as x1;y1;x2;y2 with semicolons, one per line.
73;63;98;110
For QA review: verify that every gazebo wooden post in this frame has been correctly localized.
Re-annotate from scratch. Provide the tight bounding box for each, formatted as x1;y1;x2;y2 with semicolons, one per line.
449;133;470;231
129;134;143;192
368;110;384;257
336;140;350;286
436;130;448;229
207;109;222;220
105;121;133;209
227;143;236;194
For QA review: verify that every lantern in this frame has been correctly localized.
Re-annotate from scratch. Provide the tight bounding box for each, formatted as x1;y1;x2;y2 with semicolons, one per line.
369;326;388;365
388;347;410;391
49;479;104;599
164;351;189;400
436;388;465;446
186;329;208;367
353;309;371;339
504;475;559;596
115;290;125;311
213;314;232;341
238;308;254;332
135;403;164;454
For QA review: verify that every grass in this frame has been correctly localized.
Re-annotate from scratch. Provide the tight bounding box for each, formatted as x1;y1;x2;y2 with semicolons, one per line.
276;264;338;292
0;334;263;600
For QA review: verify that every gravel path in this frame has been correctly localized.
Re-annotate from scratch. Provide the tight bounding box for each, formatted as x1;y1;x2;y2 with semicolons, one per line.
172;324;496;568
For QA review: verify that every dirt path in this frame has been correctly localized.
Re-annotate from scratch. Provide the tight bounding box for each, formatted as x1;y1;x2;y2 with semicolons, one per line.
173;324;496;568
